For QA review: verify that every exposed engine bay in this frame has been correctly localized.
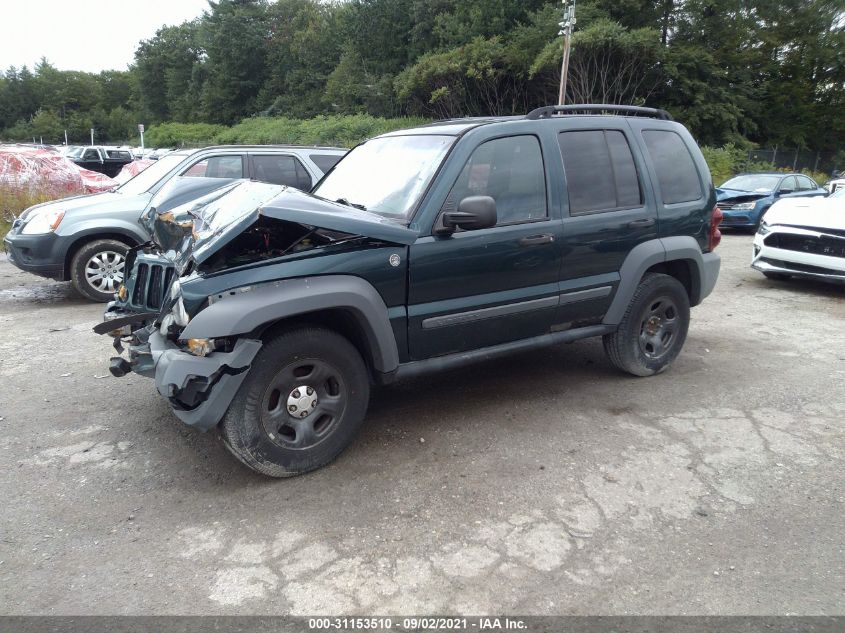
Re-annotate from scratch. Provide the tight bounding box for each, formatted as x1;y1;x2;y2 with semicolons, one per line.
197;216;359;273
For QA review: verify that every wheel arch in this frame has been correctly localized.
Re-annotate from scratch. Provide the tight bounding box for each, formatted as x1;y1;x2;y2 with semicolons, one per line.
180;275;400;376
603;237;709;326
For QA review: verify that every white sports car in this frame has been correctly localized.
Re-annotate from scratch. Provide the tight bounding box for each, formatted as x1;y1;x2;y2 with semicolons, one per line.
752;188;845;284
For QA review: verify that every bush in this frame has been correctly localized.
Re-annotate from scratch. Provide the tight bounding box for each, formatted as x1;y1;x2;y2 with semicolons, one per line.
213;114;428;147
145;122;227;148
701;144;830;187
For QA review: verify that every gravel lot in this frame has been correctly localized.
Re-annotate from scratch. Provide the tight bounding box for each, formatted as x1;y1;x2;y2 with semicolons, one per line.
0;233;843;615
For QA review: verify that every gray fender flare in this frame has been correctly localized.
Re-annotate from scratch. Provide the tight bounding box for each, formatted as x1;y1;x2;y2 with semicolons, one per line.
180;275;400;373
603;236;716;326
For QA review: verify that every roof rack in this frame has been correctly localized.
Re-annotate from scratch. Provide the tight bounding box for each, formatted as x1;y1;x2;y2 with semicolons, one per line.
525;104;673;121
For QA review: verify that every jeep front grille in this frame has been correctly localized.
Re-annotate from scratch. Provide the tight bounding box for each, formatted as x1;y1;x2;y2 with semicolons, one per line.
131;262;176;310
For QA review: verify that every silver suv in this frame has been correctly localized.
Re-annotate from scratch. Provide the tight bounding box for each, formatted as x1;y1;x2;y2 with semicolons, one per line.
3;145;346;301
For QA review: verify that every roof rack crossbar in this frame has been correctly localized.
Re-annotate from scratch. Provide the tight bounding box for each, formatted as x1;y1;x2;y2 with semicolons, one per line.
525;104;673;121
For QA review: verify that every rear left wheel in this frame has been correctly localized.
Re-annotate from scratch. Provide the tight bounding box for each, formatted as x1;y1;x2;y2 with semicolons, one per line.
603;273;691;377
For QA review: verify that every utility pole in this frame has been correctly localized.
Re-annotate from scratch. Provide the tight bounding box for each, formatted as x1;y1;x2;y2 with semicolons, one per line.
558;0;576;106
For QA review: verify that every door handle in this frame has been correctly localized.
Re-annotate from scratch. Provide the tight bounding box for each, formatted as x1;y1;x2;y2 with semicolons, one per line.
627;218;656;228
518;234;555;247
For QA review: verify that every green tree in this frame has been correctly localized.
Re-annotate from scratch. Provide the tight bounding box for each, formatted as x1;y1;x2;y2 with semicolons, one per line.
200;0;271;124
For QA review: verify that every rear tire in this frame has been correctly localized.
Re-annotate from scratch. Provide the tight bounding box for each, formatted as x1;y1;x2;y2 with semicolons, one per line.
69;238;129;302
603;273;690;377
220;326;370;477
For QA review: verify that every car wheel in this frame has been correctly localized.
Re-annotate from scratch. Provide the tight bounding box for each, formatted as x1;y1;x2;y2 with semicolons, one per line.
603;273;690;377
69;239;129;302
220;326;370;477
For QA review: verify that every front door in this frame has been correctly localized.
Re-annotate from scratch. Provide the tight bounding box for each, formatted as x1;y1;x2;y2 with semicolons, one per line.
407;134;562;359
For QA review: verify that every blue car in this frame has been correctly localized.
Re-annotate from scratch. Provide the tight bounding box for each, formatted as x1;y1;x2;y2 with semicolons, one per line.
716;172;828;230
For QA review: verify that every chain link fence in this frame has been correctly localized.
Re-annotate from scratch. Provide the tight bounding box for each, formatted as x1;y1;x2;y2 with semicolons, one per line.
748;148;841;177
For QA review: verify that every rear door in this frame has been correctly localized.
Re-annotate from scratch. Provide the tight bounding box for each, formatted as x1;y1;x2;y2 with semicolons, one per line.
795;175;827;198
248;153;314;190
554;123;658;326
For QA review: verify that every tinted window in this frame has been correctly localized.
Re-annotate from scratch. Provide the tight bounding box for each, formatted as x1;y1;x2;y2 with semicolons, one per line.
82;149;99;160
106;150;132;160
796;176;816;191
253;155;312;190
182;155;244;179
310;153;343;173
558;130;641;214
447;135;546;224
642;130;702;204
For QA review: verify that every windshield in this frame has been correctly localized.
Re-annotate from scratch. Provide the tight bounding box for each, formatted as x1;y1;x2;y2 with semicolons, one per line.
66;147;84;158
313;135;455;220
117;154;186;195
720;175;781;193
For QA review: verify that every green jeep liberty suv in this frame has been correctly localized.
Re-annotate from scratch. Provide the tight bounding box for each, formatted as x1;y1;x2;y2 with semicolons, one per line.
97;105;722;477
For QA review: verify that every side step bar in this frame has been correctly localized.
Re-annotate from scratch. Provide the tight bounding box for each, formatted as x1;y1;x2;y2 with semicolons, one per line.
382;324;615;384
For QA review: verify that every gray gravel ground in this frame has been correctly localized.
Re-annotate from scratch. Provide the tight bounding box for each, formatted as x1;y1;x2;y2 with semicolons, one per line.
0;233;843;615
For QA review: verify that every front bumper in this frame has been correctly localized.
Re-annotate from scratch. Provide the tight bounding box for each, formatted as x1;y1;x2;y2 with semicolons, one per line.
113;326;262;431
718;211;757;228
752;228;845;284
3;231;66;279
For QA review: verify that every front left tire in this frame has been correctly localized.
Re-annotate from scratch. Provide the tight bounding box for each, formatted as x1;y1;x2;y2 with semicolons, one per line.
69;238;129;302
220;326;370;477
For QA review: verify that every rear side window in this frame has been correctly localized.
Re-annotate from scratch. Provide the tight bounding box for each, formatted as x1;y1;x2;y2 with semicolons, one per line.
182;155;244;179
796;176;816;191
642;130;702;204
253;155;312;190
310;153;343;173
447;135;547;225
106;150;132;160
558;130;642;214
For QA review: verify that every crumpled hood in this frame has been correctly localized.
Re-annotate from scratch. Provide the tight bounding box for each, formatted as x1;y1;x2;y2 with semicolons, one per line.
157;180;418;272
715;188;771;204
764;196;845;231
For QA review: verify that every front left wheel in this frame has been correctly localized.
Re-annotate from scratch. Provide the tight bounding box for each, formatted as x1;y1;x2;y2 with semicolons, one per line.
220;326;370;477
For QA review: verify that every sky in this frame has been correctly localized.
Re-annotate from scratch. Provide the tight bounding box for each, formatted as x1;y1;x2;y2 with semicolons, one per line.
0;0;210;73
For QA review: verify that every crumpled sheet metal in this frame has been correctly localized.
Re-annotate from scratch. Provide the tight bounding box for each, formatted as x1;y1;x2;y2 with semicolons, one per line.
0;144;116;195
114;159;154;185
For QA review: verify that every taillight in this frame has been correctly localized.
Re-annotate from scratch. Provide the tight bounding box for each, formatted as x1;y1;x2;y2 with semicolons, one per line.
709;205;722;251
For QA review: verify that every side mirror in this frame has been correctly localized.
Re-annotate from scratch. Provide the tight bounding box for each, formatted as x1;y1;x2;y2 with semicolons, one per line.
776;188;792;196
438;196;497;233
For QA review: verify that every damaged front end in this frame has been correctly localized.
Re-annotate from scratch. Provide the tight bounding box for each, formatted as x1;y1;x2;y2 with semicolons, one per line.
95;179;416;431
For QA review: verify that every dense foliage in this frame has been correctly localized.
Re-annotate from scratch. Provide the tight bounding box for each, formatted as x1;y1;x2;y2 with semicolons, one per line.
0;0;843;162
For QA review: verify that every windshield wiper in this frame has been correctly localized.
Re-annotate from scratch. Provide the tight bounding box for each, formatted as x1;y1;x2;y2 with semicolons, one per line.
335;198;367;211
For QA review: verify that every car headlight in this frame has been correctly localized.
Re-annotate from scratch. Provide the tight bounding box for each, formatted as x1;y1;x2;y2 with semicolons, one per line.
757;221;771;235
731;202;756;210
21;209;65;234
